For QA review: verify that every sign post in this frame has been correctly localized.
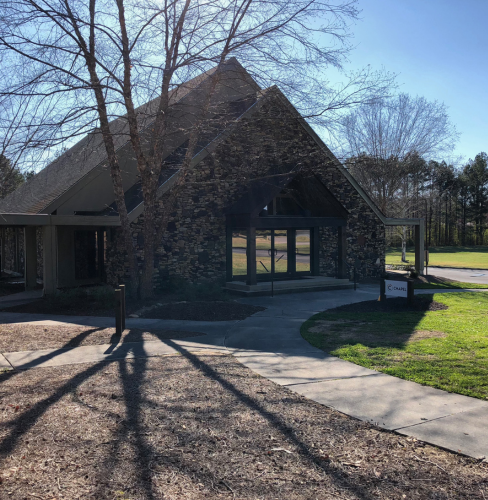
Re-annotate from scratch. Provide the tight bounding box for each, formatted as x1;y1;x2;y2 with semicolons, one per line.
115;288;122;336
379;279;386;301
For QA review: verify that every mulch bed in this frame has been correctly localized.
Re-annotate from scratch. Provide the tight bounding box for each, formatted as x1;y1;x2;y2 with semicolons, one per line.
326;296;448;314
140;301;265;321
5;300;265;322
0;282;25;298
0;324;204;352
0;354;486;499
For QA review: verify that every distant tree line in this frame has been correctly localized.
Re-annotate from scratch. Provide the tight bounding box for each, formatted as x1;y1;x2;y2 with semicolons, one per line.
0;154;33;199
339;92;487;254
347;152;488;248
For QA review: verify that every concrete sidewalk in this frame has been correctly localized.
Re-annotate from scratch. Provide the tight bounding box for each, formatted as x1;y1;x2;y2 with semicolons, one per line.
1;285;487;460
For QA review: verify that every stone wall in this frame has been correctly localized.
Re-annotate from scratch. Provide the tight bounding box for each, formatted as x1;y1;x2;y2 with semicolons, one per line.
105;90;385;288
1;228;24;275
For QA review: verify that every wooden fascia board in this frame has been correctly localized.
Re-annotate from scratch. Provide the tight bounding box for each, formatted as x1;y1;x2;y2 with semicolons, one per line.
250;216;346;229
0;214;120;226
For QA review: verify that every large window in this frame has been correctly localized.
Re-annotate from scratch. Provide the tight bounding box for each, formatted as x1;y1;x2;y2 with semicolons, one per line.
296;230;310;273
74;230;99;280
231;230;247;279
256;230;288;276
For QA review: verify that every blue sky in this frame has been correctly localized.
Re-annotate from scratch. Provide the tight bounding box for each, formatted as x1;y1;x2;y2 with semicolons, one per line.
336;0;487;164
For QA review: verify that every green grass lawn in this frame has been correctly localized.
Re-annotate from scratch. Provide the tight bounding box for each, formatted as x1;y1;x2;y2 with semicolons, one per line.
231;252;310;276
386;245;488;268
301;293;488;400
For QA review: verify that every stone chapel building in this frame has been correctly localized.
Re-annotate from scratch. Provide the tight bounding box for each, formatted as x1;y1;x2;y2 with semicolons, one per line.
0;59;425;295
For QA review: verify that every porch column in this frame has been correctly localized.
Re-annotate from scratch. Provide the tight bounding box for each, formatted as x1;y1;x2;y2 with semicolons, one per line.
1;229;5;273
24;226;37;290
287;229;296;275
43;225;58;295
97;228;105;281
246;227;257;286
414;220;425;275
337;225;347;279
225;226;233;282
311;227;320;276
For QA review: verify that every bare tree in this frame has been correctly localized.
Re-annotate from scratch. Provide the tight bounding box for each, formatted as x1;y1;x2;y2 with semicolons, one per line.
339;93;459;261
0;0;394;297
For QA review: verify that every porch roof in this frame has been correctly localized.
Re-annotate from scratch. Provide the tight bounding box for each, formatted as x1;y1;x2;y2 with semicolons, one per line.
0;214;121;227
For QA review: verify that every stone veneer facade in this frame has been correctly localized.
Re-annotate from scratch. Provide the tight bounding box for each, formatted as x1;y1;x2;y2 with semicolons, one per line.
105;91;385;288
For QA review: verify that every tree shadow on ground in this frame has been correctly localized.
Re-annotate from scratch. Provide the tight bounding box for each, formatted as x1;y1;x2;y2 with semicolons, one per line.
303;295;440;351
0;325;399;500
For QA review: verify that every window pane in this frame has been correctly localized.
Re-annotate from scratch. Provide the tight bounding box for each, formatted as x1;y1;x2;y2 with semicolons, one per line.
274;230;288;273
256;230;271;274
296;230;310;273
232;231;247;278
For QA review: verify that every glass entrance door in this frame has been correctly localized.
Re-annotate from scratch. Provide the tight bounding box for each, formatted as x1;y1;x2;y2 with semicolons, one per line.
296;229;310;273
255;230;288;279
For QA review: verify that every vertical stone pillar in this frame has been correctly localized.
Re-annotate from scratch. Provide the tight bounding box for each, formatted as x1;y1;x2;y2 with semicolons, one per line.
24;226;37;290
337;225;347;279
43;225;58;295
414;221;425;275
246;227;256;286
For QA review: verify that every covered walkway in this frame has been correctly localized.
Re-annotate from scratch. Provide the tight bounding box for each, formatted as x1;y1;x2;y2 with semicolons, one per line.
0;214;120;294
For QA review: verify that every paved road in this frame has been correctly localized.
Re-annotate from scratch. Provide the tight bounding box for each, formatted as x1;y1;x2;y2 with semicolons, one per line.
425;266;488;284
1;286;487;459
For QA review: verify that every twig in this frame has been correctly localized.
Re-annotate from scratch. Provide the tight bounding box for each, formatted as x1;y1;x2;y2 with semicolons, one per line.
220;479;235;499
251;469;267;480
414;455;449;474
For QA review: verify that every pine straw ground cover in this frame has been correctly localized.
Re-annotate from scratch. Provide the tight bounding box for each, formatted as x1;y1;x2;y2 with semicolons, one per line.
0;324;205;352
0;354;487;500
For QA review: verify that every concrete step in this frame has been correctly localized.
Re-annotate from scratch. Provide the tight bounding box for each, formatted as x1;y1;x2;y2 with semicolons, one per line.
225;277;354;296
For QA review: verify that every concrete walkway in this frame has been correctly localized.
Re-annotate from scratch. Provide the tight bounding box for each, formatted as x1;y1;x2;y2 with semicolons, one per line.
1;285;487;460
0;289;43;309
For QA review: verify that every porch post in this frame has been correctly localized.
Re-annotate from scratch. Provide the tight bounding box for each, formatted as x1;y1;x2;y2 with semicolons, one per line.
97;228;105;281
24;226;37;290
225;226;233;282
337;225;347;279
311;227;320;276
246;226;257;285
287;229;296;275
43;225;58;295
414;220;425;275
1;229;5;273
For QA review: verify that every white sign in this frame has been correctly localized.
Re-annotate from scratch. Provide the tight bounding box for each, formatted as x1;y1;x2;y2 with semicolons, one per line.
385;280;408;297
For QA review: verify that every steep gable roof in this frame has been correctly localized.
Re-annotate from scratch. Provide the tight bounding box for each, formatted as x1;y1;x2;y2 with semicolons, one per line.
144;84;403;228
0;58;257;215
